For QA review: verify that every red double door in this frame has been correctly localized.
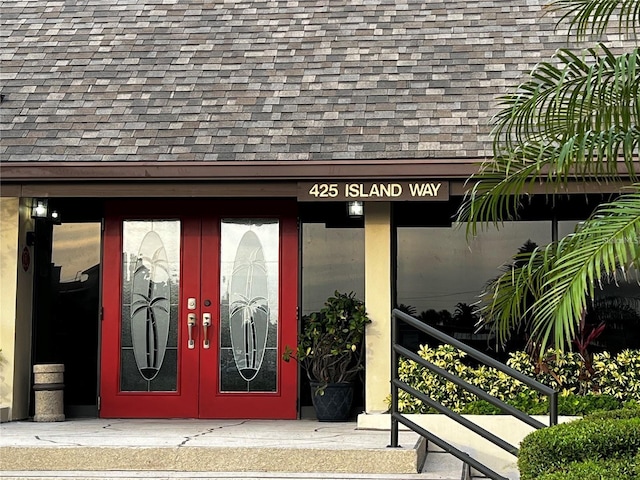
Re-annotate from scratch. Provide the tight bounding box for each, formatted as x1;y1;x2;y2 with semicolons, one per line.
100;201;298;419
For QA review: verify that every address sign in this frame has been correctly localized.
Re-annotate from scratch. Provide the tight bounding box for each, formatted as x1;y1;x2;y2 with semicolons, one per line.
298;181;449;201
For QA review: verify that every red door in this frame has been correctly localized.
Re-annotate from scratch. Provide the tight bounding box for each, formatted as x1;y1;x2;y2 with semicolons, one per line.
100;201;298;419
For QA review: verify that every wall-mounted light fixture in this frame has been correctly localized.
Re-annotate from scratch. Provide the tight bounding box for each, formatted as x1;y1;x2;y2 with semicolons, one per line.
50;210;61;224
347;201;364;218
31;199;49;218
30;198;61;223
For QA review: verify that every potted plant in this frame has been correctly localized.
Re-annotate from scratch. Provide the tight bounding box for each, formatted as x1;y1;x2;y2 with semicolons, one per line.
283;291;371;421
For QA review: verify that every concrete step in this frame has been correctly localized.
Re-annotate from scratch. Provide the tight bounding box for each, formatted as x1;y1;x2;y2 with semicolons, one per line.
1;419;426;476
424;442;516;480
421;451;468;479
0;446;477;480
0;444;424;474
0;472;456;480
0;451;474;479
1;454;473;480
1;419;482;479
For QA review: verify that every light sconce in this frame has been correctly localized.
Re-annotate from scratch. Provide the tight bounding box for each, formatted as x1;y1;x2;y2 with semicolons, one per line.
347;201;364;218
30;199;60;223
50;210;61;224
31;199;48;218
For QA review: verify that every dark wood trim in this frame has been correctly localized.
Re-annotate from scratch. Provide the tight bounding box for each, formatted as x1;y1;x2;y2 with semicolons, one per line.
1;160;631;198
0;159;479;182
17;182;298;198
0;184;22;197
449;181;631;196
2;178;630;198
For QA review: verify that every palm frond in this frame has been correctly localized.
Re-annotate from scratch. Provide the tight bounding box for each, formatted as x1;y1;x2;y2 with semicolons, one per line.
479;247;552;348
464;1;640;356
550;0;640;40
458;161;544;236
478;186;640;353
529;185;640;350
458;46;640;233
493;45;639;174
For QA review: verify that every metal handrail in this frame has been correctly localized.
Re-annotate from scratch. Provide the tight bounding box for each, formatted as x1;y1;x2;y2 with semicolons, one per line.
390;309;558;480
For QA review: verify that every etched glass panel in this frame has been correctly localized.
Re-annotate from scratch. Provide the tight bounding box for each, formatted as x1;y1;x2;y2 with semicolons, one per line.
120;220;180;392
219;219;279;392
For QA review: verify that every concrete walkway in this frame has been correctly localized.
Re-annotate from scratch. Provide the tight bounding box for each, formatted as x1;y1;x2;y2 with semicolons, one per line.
0;419;467;479
1;468;465;480
2;470;464;480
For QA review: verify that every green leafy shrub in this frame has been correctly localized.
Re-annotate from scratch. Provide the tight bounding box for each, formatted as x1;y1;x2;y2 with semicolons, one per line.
392;345;640;414
583;404;640;421
460;391;547;415
461;393;622;416
506;350;584;393
517;416;640;479
396;344;475;412
593;350;640;399
394;344;529;413
535;458;637;480
460;400;502;415
556;393;622;415
508;349;640;398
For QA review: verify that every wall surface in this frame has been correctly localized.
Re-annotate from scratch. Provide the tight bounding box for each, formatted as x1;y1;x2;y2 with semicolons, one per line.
364;202;392;413
0;197;34;420
0;197;19;418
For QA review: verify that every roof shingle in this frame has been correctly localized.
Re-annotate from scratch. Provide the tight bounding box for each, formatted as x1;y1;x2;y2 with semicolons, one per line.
0;0;626;162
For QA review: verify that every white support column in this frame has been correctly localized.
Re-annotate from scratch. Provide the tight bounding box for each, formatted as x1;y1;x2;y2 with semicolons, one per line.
363;202;392;414
0;197;35;421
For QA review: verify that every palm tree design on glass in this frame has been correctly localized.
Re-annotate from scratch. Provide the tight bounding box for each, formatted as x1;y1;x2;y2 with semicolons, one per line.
131;230;171;382
229;230;270;382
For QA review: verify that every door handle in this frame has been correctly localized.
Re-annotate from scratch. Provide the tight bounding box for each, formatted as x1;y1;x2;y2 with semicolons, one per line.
187;313;196;349
202;313;212;349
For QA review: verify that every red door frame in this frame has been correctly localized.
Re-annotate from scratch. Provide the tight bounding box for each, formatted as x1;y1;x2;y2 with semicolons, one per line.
100;200;298;419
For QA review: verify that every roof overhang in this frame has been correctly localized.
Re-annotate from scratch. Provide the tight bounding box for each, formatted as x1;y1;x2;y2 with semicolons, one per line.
0;159;478;182
0;159;632;198
0;159;479;197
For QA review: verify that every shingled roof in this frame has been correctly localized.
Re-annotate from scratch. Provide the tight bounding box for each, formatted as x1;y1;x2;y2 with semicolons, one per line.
0;0;611;163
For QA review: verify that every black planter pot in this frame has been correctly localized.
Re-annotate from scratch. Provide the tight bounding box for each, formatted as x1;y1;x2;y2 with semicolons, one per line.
310;382;354;422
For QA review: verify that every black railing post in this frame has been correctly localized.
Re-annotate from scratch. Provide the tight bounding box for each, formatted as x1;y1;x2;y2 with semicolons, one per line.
390;310;399;448
388;308;559;477
549;390;558;426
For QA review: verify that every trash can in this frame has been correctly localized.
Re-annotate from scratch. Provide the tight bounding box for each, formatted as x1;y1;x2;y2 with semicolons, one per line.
33;364;65;422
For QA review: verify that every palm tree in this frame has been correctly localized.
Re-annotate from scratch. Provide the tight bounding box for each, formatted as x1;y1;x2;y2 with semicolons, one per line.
131;246;170;381
457;0;640;355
